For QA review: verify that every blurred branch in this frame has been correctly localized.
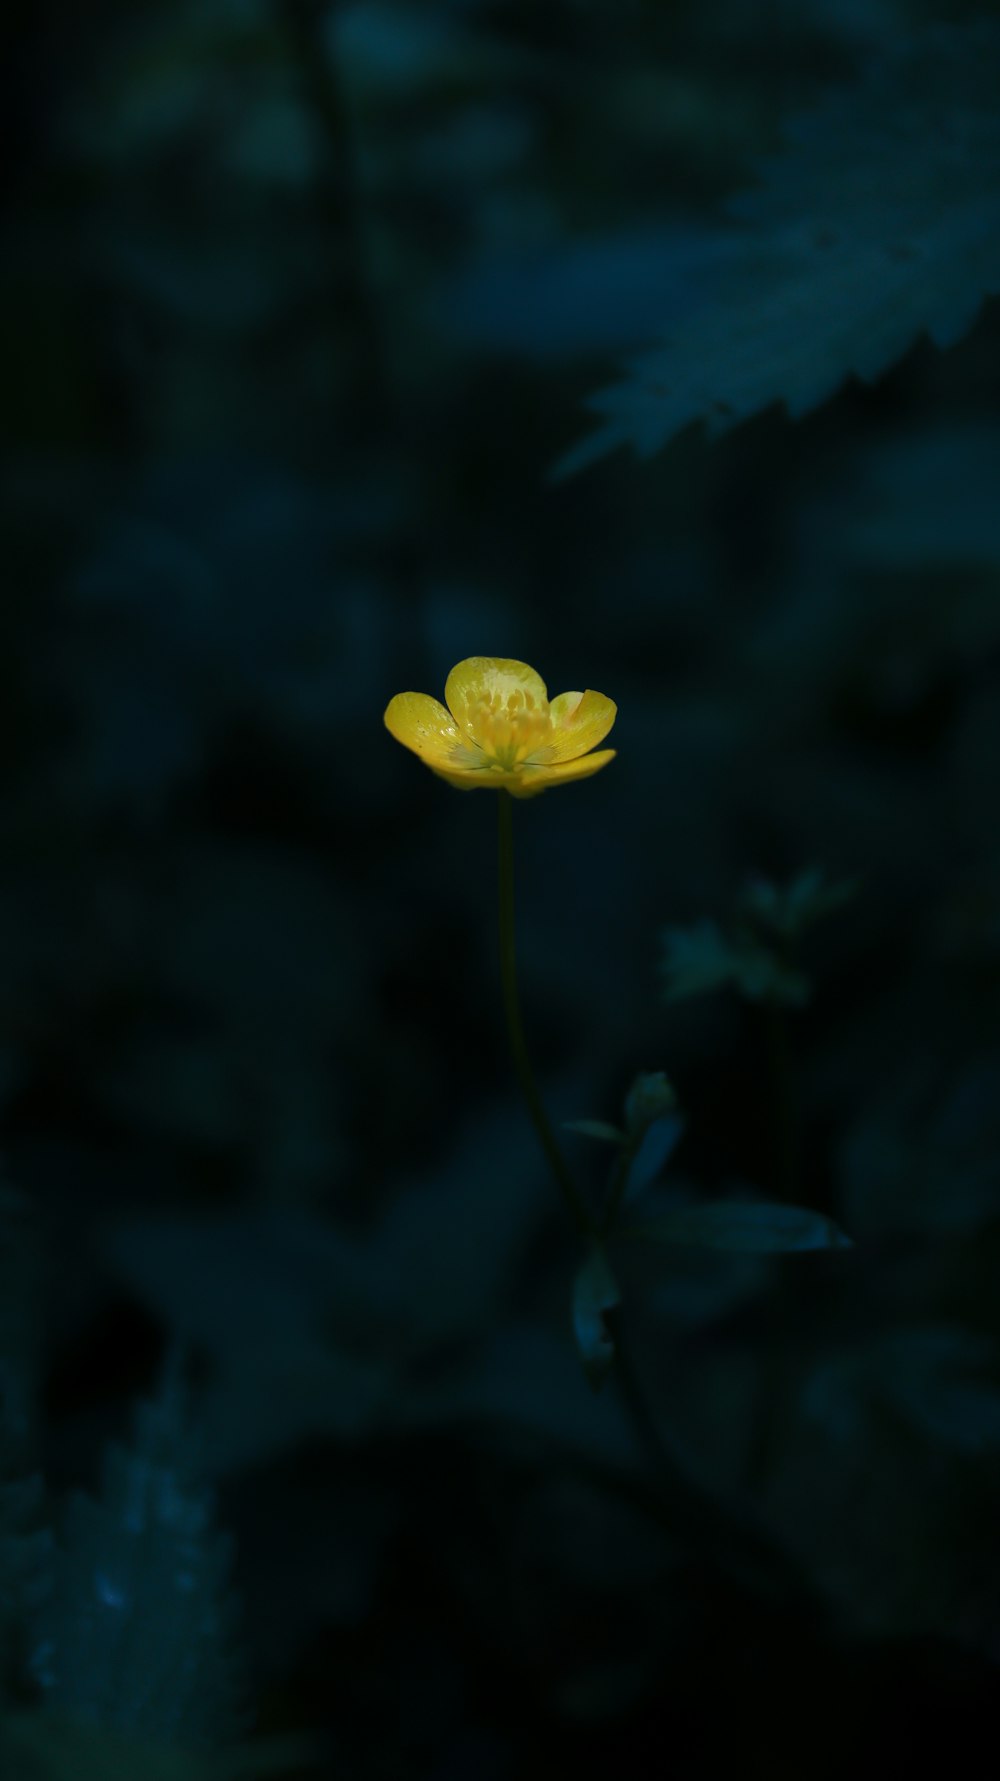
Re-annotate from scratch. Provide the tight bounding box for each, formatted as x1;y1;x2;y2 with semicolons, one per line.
277;0;388;431
276;0;427;690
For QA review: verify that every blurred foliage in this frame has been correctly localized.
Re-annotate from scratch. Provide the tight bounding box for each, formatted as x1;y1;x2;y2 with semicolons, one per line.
660;867;857;1007
3;0;1000;1775
29;1374;245;1749
558;19;1000;472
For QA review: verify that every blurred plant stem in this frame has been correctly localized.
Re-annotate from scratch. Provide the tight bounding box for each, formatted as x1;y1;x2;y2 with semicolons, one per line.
278;0;387;426
277;0;428;690
495;793;807;1600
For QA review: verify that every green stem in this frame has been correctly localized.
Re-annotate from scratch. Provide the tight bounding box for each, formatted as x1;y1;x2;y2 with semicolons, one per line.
278;0;387;424
496;797;695;1489
496;792;594;1242
494;800;800;1593
278;0;427;702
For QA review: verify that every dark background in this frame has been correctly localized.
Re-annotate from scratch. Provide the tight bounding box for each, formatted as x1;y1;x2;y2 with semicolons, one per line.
2;1;1000;1776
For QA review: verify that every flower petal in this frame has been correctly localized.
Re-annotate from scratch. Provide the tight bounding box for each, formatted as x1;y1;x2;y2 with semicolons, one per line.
547;689;618;761
445;658;549;734
510;748;617;797
384;692;467;765
425;764;499;790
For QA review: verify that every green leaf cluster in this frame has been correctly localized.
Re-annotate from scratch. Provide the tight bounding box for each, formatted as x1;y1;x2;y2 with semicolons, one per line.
660;868;855;1008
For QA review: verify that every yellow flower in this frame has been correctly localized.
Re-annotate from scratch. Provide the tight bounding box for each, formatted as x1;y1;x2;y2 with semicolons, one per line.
384;657;617;797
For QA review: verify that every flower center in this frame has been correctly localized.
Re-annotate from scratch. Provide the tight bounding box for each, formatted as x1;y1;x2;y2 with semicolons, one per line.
459;688;554;771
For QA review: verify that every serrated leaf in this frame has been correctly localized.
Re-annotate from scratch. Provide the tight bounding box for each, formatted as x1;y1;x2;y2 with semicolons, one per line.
30;1380;246;1750
571;1247;620;1393
563;1119;625;1144
555;23;1000;473
624;1200;853;1253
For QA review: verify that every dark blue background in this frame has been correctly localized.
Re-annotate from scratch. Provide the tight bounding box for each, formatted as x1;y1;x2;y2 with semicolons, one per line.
2;3;1000;1776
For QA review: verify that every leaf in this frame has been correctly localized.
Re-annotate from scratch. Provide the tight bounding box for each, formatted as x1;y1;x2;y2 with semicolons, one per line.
555;23;1000;474
622;1071;677;1138
660;920;809;1008
627;1116;686;1197
659;919;741;1002
563;1119;625;1144
571;1247;621;1393
740;868;858;940
625;1200;853;1253
29;1376;247;1750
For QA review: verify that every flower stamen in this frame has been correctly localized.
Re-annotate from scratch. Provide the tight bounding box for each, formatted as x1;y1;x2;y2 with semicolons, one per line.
457;688;555;772
384;657;616;796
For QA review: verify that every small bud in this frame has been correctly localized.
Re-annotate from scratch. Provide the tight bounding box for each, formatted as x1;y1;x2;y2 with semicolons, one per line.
624;1070;676;1139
